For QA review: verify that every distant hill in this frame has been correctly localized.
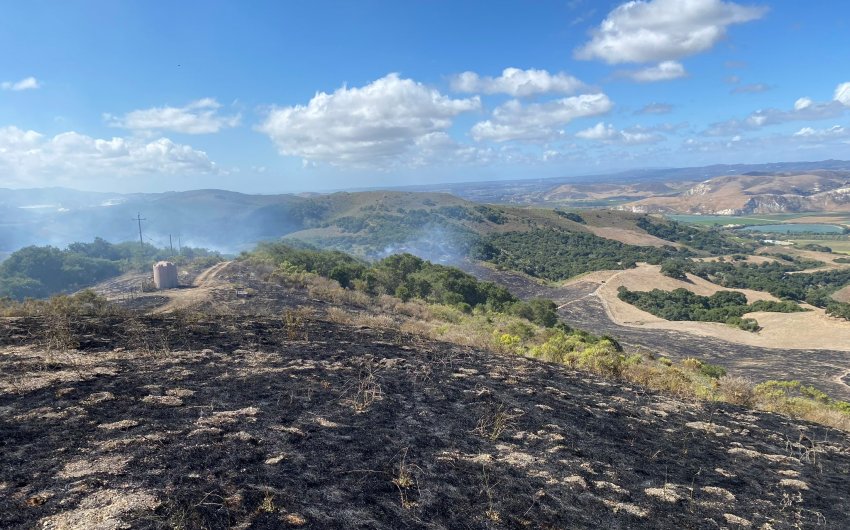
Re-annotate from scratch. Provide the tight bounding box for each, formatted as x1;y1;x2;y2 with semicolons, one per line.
617;170;850;215
0;187;680;260
388;159;850;205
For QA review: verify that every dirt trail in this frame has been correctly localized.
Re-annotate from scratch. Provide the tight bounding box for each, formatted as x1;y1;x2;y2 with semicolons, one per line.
150;261;233;314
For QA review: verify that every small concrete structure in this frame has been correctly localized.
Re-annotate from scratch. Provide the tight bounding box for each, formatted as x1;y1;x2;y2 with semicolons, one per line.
153;261;179;289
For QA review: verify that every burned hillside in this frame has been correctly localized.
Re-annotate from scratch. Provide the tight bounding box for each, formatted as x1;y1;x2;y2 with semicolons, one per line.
2;311;850;529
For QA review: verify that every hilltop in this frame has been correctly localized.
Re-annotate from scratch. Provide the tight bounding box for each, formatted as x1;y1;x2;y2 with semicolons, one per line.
0;187;673;258
2;260;850;529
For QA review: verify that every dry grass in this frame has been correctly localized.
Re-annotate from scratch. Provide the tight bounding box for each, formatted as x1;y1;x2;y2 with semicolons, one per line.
283;267;850;433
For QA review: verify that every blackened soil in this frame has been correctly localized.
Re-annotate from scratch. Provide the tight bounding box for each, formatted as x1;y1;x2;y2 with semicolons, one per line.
2;316;849;529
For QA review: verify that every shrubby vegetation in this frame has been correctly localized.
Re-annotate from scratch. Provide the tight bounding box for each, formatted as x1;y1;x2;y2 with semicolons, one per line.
799;243;833;253
826;301;850;321
617;286;805;331
683;259;850;309
760;252;825;269
0;238;221;300
554;210;585;224
637;217;752;254
247;242;559;327
471;229;677;281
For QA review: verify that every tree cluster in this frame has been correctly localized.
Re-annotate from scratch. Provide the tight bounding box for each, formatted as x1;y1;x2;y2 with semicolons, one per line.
471;229;675;281
616;286;805;331
0;238;220;300
636;217;752;255
249;242;559;327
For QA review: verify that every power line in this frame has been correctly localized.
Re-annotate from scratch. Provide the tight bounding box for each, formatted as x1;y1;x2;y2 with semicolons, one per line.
133;213;147;251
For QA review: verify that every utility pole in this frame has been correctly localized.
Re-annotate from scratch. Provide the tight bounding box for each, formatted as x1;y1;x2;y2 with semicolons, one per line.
169;234;174;255
177;234;182;254
133;213;146;251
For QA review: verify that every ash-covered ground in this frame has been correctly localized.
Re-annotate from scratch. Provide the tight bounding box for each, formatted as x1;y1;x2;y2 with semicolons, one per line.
2;311;850;529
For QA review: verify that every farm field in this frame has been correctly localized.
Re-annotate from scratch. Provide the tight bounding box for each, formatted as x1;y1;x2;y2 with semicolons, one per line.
669;212;850;227
792;239;850;254
743;223;845;234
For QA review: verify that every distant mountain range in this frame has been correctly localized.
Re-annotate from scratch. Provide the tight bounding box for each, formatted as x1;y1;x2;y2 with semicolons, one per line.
4;159;850;256
390;159;850;204
615;170;850;215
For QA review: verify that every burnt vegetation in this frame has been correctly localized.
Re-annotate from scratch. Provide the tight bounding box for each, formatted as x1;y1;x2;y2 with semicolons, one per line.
3;294;850;529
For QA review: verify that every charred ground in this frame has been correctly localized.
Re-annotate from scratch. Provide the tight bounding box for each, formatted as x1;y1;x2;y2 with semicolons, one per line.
3;307;850;529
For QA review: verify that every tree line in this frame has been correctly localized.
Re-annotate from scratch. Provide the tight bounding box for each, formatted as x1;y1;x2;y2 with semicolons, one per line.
249;242;558;327
0;238;220;300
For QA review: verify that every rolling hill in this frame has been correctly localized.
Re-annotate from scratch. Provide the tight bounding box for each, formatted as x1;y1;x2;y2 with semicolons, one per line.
618;171;850;215
0;187;684;260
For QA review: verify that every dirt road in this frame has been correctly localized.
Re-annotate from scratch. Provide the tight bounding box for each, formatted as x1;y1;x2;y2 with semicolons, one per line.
150;260;232;314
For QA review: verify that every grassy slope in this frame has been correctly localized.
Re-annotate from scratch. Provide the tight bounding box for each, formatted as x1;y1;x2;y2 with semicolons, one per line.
283;191;667;257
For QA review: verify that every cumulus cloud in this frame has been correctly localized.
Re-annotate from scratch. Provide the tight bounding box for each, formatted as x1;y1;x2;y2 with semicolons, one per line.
794;97;813;110
623;61;687;82
793;125;846;138
705;83;850;136
1;76;40;91
732;83;771;94
106;98;240;134
0;126;219;183
836;82;850;107
470;94;613;142
450;67;585;96
635;102;674;115
575;0;766;64
575;122;664;144
257;73;480;166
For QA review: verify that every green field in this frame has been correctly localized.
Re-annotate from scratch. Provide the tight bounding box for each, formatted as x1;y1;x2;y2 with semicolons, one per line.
793;239;850;254
667;214;793;226
668;213;850;227
744;223;846;234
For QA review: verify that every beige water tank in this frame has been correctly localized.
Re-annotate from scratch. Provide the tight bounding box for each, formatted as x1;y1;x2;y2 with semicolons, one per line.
153;261;179;289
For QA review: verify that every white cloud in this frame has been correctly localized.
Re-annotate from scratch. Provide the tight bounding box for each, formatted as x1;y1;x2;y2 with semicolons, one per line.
575;0;766;64
258;73;480;166
794;97;813;110
450;67;585;96
705;89;848;137
1;76;41;91
106;98;240;134
793;125;846;138
623;61;687;82
471;93;613;142
0;126;218;183
575;122;663;144
836;82;850;106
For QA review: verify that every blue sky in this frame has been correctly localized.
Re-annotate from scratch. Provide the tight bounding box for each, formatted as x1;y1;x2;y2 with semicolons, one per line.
1;0;849;193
